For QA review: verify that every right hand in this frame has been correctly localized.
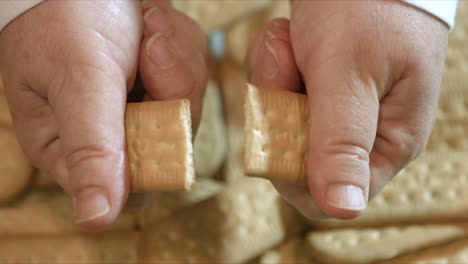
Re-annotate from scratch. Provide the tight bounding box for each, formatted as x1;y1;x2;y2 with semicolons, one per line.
0;0;207;229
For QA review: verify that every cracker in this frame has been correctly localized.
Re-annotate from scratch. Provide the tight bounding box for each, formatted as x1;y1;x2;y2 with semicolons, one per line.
139;178;305;263
125;100;194;192
193;81;227;179
0;126;33;203
311;152;468;228
138;178;223;227
385;238;468;264
0;189;136;237
244;84;308;184
437;72;468;122
172;0;272;33
258;237;312;264
0;232;138;263
306;224;468;264
34;169;56;188
220;62;249;182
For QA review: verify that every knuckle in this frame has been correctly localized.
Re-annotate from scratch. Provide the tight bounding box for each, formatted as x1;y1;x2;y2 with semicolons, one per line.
65;144;121;171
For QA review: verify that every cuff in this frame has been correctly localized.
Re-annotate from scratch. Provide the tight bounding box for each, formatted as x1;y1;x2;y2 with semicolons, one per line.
0;0;44;32
401;0;458;30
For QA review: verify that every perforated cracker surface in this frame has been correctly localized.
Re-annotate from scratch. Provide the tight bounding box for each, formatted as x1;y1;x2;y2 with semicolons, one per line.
126;100;193;192
306;225;468;264
244;84;308;184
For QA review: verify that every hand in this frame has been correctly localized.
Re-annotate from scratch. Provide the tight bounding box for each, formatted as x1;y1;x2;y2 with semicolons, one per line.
247;0;448;219
0;0;207;229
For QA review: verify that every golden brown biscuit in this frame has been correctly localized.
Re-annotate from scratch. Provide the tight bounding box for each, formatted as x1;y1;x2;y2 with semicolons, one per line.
125;100;194;192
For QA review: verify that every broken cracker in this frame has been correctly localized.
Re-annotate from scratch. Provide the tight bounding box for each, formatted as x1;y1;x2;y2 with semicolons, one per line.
306;224;468;264
125;100;194;192
244;84;308;184
258;237;312;264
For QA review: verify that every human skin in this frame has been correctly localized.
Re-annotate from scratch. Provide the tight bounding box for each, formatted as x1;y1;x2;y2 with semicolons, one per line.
0;0;207;229
247;0;448;219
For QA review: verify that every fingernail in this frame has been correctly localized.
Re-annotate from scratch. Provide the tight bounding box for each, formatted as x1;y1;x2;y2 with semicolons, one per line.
266;30;276;39
144;7;160;23
325;184;366;211
262;40;280;79
145;32;177;69
73;187;110;224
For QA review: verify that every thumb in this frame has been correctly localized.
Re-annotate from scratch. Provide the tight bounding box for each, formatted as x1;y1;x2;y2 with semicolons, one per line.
49;63;129;229
305;64;379;218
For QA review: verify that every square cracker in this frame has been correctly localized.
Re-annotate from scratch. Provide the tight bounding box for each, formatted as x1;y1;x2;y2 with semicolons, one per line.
125;100;194;192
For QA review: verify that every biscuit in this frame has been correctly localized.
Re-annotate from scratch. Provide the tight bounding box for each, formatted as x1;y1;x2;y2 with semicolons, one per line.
139;178;305;264
312;152;468;228
125;100;194;192
0;126;33;203
444;0;468;76
385;238;468;264
0;189;136;237
0;232;138;264
244;84;308;184
193;81;227;179
306;224;468;264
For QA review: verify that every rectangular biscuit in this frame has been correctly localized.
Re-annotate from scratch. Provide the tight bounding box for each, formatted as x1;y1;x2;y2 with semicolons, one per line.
427;119;468;152
139;177;306;264
125;100;194;192
0;232;138;264
385;238;468;264
311;151;468;228
0;189;136;237
306;224;468;264
244;84;308;184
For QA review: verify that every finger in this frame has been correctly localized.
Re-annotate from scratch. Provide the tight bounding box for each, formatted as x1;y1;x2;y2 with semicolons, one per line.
247;18;301;92
303;61;379;219
139;1;208;130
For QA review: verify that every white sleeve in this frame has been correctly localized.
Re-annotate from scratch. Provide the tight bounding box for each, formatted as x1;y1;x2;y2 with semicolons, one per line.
401;0;458;30
0;0;44;32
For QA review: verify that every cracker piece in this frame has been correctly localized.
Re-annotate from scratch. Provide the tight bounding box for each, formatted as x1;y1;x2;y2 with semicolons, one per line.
0;189;136;237
220;62;249;182
125;100;194;192
244;84;308;184
306;224;468;264
312;152;468;228
193;81;227;179
34;169;56;188
0;232;138;264
0;126;33;203
385;238;468;264
138;178;223;227
172;0;272;33
258;237;312;264
139;178;305;264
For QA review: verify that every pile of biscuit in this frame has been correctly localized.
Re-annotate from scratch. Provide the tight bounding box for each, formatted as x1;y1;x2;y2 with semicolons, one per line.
0;1;467;263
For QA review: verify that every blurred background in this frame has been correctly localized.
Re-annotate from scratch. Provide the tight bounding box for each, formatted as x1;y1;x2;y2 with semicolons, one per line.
0;0;467;263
